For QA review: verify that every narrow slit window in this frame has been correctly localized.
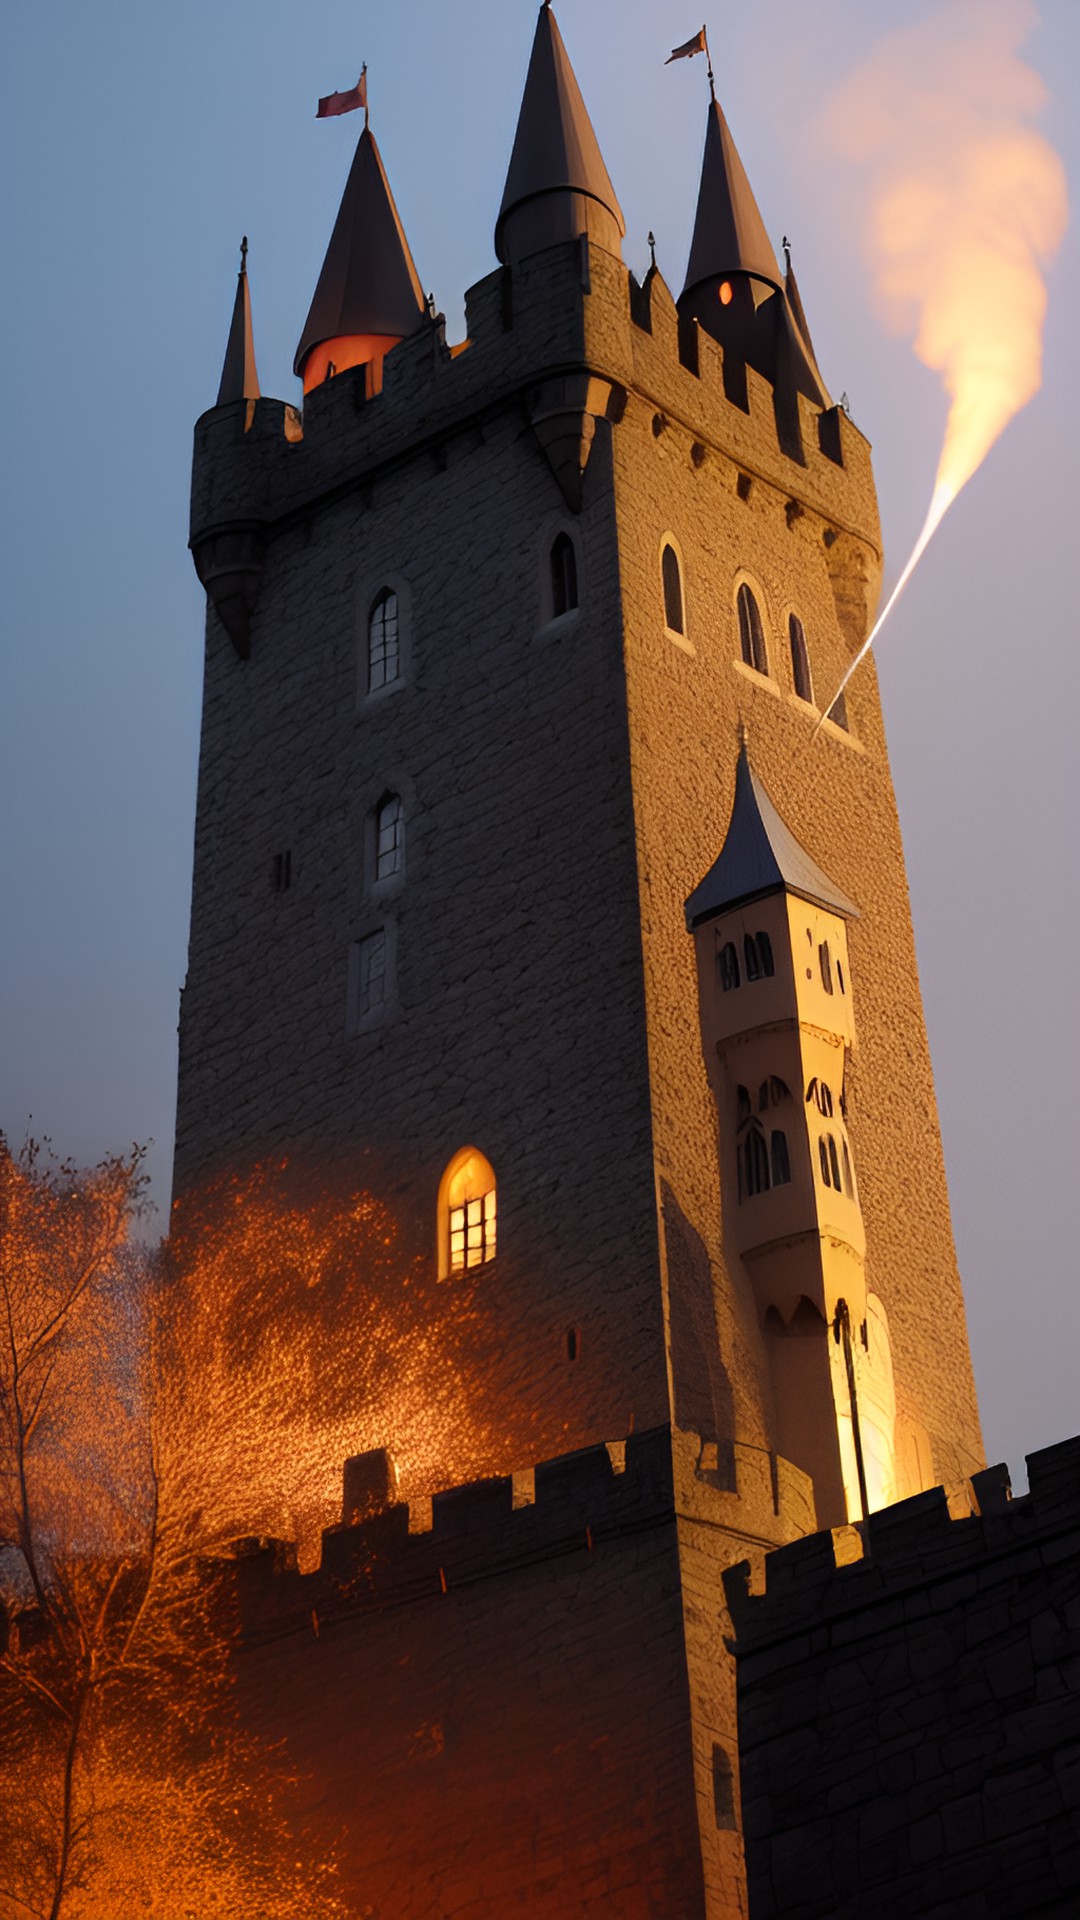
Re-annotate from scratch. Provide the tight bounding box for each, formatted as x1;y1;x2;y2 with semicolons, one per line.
375;793;404;881
819;1138;832;1187
819;940;834;994
771;1130;791;1186
272;850;292;893
841;1139;854;1198
819;1083;834;1119
356;929;386;1018
837;959;846;995
368;589;400;692
662;543;684;634
742;1128;771;1197
828;1135;842;1191
744;934;761;981
737;583;767;675
718;943;740;992
756;931;774;977
550;533;578;618
789;613;813;703
737;1085;752;1123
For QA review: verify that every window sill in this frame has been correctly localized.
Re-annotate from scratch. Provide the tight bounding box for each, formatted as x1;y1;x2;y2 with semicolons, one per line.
733;659;779;695
665;625;695;656
784;692;864;750
537;606;582;637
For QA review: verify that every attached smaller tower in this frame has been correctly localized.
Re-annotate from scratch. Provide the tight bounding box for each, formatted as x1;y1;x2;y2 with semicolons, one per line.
687;749;899;1528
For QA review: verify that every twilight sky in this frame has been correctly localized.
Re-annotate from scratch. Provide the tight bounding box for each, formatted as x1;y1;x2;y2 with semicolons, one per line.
2;0;1076;1486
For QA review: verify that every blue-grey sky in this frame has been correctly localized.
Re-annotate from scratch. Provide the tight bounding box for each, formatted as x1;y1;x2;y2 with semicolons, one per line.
2;1;1076;1485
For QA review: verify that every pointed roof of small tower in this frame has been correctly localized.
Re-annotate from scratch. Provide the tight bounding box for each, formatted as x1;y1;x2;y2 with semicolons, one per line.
681;95;782;300
685;747;859;928
781;240;830;406
216;238;261;405
495;2;625;264
294;126;426;378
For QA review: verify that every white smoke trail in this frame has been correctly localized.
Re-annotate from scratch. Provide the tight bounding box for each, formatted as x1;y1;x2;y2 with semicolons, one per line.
816;0;1067;726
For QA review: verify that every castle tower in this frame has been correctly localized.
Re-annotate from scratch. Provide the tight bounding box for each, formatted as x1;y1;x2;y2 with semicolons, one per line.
179;10;982;1910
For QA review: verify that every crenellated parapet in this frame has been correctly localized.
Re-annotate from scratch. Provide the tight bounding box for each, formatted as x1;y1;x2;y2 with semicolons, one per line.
190;236;881;658
230;1422;815;1649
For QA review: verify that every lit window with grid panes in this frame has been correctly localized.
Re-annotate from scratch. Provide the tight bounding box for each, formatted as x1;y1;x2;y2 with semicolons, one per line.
449;1186;496;1272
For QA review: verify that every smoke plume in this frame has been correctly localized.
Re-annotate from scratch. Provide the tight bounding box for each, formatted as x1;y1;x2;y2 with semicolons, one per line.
818;0;1067;712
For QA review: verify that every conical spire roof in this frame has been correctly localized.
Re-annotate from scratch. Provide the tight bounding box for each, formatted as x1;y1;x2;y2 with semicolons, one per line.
681;96;782;300
294;126;426;378
685;747;858;928
496;3;624;264
216;240;260;405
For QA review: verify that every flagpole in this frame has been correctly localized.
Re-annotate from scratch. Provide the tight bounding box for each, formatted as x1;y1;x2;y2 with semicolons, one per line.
363;62;369;130
703;25;715;99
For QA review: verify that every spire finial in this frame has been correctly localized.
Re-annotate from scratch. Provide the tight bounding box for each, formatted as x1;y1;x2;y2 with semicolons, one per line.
240;234;248;274
782;234;792;274
648;231;657;272
738;719;750;750
362;62;369;131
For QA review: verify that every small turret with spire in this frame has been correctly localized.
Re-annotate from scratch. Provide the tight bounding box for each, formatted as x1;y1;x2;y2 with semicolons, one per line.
295;86;426;396
496;3;624;268
678;79;830;450
216;236;261;407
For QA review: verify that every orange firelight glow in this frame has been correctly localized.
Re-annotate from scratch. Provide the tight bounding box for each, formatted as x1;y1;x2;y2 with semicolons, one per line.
719;280;733;306
816;0;1067;723
300;332;401;394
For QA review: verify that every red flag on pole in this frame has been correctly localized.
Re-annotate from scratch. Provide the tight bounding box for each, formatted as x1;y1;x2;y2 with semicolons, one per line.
317;68;367;119
665;28;707;64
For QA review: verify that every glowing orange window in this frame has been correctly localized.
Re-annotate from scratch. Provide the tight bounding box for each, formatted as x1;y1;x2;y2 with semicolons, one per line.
439;1147;497;1278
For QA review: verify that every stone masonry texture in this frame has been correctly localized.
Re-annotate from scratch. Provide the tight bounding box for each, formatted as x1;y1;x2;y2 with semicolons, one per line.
725;1435;1080;1918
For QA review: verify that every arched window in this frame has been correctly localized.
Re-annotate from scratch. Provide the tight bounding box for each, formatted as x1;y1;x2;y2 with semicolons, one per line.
841;1139;854;1198
736;1085;752;1123
742;931;774;982
741;1128;771;1198
789;614;813;703
737;583;767;675
818;1083;834;1119
771;1131;791;1186
819;1138;832;1187
439;1147;497;1278
819;940;834;994
374;793;404;881
368;589;400;692
718;943;740;992
837;959;846;995
661;543;684;634
828;1135;842;1190
550;533;578;618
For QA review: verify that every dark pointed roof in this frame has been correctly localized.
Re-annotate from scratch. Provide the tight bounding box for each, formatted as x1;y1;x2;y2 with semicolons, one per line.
294;126;426;377
782;248;830;406
681;96;782;300
685;748;859;928
495;3;624;264
216;242;260;405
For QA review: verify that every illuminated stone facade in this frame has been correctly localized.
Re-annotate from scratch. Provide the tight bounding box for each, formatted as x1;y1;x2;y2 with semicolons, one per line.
180;9;983;1911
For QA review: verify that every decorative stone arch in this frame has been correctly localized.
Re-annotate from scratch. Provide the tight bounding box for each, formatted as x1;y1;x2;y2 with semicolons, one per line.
732;569;773;679
356;569;414;706
658;531;693;654
437;1146;497;1280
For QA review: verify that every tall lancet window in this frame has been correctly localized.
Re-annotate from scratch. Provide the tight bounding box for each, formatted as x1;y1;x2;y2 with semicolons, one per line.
737;584;767;675
662;543;685;634
374;793;404;881
789;614;813;703
368;589;400;692
550;533;578;617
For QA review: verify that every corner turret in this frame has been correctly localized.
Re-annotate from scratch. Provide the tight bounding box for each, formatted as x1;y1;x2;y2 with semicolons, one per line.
678;93;829;452
294;122;426;396
496;3;624;268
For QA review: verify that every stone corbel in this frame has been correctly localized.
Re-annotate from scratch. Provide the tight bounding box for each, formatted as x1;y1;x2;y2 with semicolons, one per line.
525;374;625;513
191;521;266;660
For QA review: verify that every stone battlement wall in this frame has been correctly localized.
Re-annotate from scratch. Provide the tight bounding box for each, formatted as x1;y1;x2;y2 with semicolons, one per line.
724;1435;1080;1918
190;238;878;559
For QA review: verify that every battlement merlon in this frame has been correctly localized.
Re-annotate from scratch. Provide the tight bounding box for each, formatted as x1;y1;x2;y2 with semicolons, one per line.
190;239;882;616
722;1432;1080;1655
229;1423;816;1648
